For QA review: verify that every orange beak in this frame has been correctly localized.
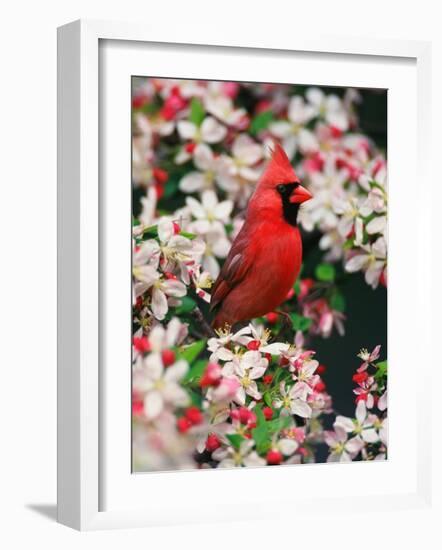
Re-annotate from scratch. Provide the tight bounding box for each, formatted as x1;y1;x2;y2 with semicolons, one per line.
289;184;312;204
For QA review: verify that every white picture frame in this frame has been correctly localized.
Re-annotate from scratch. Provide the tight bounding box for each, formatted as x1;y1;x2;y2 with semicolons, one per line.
57;19;433;531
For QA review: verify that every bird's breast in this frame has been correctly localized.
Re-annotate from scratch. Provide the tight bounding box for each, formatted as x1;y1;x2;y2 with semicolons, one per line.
244;223;302;313
258;225;301;285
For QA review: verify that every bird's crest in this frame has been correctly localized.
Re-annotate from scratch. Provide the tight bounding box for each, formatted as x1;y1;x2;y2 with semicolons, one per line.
259;142;299;188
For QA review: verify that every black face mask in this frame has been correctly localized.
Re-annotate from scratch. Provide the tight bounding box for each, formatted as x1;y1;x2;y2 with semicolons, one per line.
276;182;300;226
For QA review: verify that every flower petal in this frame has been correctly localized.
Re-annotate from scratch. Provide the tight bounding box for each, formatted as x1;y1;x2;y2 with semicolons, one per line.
186;196;206;219
177;120;197;140
260;342;290;355
143;390;164;420
362;428;379;443
179;172;206;193
279;438;298;456
133;265;159;286
164;359;188;382
213;200;233;222
151;287;168;320
201;116;227;143
355;400;367;424
345;254;368;273
193;143;214;171
334;415;355;433
366;215;387;235
162;279;187;298
291;399;312;418
345;436;364;454
163;382;189;407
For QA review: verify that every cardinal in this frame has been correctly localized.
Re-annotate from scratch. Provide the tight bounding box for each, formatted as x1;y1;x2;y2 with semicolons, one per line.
210;143;312;330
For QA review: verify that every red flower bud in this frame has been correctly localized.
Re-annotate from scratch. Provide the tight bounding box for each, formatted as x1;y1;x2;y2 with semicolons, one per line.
329;125;343;139
263;407;273;420
266;449;283;465
132;95;147;109
185;406;203;425
154;182;165;200
238;407;255;425
247;340;261;351
265;312;278;325
199;363;222;387
132;398;144;417
255;99;272;113
176;416;192;433
263;374;273;385
152;167;169;185
355;393;368;404
161;349;176;367
133;336;151;353
336;157;348;170
205;433;221;452
352;372;368;384
185;142;197;153
316;364;326;375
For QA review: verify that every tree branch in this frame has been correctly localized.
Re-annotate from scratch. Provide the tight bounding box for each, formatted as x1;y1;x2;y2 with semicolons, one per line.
191;306;216;338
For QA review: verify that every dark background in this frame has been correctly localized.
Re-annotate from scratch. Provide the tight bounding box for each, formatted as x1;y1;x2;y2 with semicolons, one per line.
313;272;387;417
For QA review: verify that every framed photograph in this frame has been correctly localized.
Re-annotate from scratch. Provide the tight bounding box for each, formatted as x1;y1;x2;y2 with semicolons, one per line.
57;19;432;530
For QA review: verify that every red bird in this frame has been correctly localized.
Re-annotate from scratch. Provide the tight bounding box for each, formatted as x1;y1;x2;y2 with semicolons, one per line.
210;143;312;329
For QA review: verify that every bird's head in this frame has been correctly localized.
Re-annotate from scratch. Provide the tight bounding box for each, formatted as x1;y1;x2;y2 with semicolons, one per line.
249;142;312;226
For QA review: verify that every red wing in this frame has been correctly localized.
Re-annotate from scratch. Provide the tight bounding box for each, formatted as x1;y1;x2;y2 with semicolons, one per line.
210;231;251;312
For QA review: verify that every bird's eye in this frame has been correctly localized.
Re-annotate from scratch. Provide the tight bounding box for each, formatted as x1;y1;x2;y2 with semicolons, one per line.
277;184;286;194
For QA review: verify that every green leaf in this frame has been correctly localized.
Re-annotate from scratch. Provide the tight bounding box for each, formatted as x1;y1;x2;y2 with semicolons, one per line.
374;360;388;380
189;97;205;126
226;433;245;451
315;263;336;282
251;407;270;454
263;391;273;407
343;237;355;250
224;223;234;235
274;367;291;385
179;231;197;240
178;339;206;365
330;291;346;312
174;296;196;314
141;222;196;242
183;359;207;384
163;178;179;199
289;313;312;332
250;110;273;135
140;102;160;116
142;225;159;238
188;387;203;408
267;415;292;434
